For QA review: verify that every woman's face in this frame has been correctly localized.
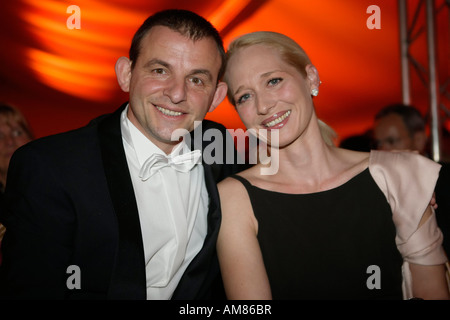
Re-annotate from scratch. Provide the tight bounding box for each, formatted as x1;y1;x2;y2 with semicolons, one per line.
0;120;31;175
225;44;317;147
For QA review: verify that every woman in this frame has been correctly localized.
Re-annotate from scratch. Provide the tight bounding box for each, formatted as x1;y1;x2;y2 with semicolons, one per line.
216;31;449;300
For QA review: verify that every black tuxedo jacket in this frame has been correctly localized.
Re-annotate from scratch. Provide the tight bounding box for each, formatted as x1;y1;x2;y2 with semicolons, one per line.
0;103;246;299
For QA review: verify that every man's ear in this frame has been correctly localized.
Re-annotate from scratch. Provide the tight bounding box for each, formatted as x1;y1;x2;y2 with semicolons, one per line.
115;56;132;92
305;64;320;90
208;81;228;113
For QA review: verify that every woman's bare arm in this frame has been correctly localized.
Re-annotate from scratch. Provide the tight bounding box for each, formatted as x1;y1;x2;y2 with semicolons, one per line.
216;177;272;300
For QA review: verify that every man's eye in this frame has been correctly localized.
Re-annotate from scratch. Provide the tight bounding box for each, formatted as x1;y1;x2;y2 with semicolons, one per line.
153;68;166;74
268;78;282;86
12;130;23;137
190;77;204;85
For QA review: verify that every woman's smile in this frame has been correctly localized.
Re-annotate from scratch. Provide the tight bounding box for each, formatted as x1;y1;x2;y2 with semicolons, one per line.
262;110;291;129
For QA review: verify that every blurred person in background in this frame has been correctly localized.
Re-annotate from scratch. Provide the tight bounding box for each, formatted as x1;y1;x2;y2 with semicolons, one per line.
0;103;34;266
339;129;374;152
373;104;427;154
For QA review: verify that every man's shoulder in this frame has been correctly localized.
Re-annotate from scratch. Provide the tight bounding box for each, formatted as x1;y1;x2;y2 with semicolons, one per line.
15;107;122;159
200;119;227;130
195;119;229;136
26;120;98;151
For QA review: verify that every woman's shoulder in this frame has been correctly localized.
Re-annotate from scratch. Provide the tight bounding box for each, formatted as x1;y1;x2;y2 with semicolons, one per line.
218;175;244;192
368;150;441;203
368;150;441;224
367;151;445;263
333;148;371;180
368;149;441;172
219;165;260;187
369;149;417;161
218;168;253;196
337;148;370;162
218;169;258;227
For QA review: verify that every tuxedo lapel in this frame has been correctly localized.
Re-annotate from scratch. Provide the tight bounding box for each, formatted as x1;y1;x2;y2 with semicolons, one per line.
95;111;235;299
171;121;227;299
171;162;222;299
97;104;146;299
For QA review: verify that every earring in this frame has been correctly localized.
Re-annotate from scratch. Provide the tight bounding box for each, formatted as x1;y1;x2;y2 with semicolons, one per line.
311;88;319;96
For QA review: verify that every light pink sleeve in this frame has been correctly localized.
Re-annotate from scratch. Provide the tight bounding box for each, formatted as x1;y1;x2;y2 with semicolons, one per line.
368;150;448;298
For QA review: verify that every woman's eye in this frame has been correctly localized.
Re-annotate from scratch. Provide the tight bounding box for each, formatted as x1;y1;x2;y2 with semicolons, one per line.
268;78;282;86
237;93;250;105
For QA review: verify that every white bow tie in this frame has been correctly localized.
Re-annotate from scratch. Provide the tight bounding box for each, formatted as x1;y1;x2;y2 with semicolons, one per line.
139;149;202;181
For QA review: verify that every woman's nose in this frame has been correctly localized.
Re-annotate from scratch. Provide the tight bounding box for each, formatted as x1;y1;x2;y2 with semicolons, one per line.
256;97;275;115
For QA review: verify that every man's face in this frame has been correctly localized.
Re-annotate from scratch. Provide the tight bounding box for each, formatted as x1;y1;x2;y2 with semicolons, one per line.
116;26;227;154
0;122;31;175
373;113;415;151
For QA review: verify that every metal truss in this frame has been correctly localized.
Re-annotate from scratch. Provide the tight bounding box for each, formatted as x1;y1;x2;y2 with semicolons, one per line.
398;0;449;162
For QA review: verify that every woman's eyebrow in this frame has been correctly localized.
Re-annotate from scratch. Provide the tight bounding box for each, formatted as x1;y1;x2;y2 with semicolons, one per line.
232;70;279;96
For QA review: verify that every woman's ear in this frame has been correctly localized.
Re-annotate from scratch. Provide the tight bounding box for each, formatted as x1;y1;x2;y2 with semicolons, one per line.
305;64;320;88
208;81;228;113
305;64;321;97
115;56;132;92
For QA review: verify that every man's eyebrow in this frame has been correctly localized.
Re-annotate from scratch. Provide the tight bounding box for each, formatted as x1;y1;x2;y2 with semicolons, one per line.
143;59;170;69
191;69;213;81
142;59;213;80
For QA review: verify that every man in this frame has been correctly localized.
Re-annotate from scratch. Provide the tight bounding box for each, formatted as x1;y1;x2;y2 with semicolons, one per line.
373;103;450;258
0;9;245;299
373;104;427;153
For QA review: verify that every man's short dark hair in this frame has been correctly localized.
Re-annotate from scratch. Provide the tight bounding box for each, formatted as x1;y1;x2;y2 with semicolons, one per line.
129;9;226;81
375;103;426;137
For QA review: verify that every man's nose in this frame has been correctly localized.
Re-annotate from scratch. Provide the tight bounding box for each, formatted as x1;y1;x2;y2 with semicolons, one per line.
163;78;187;104
4;135;17;147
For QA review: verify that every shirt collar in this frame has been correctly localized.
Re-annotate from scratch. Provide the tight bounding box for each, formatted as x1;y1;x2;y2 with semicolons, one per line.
121;105;189;167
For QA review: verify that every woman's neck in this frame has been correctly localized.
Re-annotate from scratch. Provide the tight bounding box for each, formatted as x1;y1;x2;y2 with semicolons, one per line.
252;123;369;194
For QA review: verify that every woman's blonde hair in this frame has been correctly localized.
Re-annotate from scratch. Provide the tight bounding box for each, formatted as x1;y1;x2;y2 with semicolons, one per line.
224;31;336;145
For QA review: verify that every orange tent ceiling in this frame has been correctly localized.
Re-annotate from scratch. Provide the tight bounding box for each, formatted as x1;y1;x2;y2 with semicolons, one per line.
0;0;447;141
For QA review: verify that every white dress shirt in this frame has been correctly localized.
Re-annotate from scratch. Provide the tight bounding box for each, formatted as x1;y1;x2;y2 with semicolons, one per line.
120;106;208;299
